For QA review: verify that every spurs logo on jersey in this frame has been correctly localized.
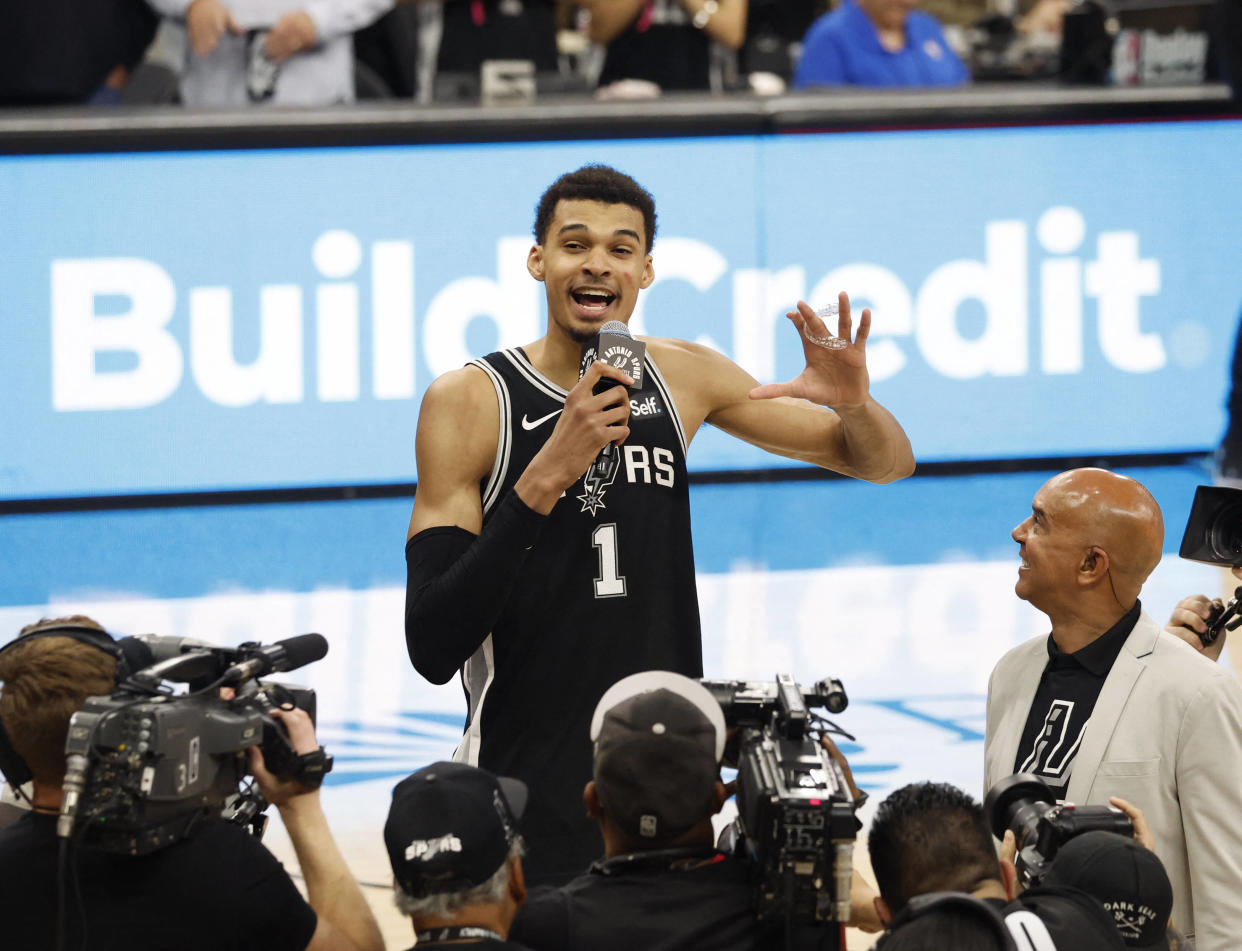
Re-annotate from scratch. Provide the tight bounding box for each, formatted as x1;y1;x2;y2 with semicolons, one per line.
1017;699;1087;785
579;452;621;515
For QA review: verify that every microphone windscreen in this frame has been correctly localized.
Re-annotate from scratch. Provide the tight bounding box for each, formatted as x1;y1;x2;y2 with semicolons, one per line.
276;633;329;671
116;636;156;674
600;320;630;337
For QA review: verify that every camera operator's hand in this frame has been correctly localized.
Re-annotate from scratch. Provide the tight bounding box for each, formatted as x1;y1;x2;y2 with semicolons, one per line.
1000;829;1018;867
1108;796;1157;852
248;706;321;806
1165;594;1228;663
849;871;883;933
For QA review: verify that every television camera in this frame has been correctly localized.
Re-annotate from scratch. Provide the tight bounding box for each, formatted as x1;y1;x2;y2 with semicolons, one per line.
701;673;857;931
58;633;331;855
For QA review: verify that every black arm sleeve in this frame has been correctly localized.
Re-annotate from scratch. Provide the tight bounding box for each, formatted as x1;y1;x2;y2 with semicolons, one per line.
404;490;547;684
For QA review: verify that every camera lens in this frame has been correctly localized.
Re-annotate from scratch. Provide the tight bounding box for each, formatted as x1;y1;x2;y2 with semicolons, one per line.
1208;502;1242;561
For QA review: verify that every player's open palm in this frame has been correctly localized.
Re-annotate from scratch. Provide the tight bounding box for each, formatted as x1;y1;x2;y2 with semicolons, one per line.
750;292;872;409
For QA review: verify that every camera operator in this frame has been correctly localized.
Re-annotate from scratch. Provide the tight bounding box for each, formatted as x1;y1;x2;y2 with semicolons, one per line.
383;761;531;949
1164;564;1239;664
0;616;383;951
867;781;1124;949
984;468;1242;950
509;670;875;951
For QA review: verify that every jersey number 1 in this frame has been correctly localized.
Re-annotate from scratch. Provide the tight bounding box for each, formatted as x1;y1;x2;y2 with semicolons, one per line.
591;523;627;598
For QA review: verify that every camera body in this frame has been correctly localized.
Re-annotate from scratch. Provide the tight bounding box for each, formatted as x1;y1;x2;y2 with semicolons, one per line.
702;673;856;926
61;637;325;855
985;773;1133;886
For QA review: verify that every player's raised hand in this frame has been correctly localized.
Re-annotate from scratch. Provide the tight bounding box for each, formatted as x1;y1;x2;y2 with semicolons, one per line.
748;292;872;409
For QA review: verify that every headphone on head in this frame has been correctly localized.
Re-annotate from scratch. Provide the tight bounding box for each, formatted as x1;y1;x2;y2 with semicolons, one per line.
0;623;128;791
874;891;1018;951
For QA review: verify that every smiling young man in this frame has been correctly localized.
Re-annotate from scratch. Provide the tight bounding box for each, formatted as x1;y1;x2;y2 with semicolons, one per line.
983;468;1242;950
403;164;914;885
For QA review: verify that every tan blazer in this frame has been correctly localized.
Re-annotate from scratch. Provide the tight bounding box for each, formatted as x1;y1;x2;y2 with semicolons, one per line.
985;612;1242;951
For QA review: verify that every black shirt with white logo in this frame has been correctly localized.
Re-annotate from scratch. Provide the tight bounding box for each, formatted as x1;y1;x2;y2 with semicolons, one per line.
1013;602;1140;799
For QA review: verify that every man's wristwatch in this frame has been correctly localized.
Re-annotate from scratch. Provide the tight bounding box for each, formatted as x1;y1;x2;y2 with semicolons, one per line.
692;0;718;29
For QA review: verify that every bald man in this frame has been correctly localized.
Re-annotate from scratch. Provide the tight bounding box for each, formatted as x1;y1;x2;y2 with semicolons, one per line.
983;468;1242;951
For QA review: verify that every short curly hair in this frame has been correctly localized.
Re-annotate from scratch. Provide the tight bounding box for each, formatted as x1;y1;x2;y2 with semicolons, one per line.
868;782;1000;914
533;165;657;253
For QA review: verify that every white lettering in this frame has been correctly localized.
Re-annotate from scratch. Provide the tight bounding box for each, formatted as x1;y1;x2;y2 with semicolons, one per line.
190;286;304;407
405;833;463;861
372;241;416;399
916;221;1028;379
423;237;539;377
624;444;651;483
51;258;183;410
313;231;362;402
1037;207;1085;374
1085;231;1164;372
732;266;805;380
632;237;726;351
654;447;675;487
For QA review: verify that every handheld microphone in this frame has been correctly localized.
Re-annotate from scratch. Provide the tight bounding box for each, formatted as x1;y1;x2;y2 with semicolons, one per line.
221;633;329;686
579;321;645;465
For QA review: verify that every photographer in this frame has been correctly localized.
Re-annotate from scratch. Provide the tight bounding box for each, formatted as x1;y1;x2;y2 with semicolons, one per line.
984;468;1242;950
510;670;875;951
0;616;383;951
867;781;1124;948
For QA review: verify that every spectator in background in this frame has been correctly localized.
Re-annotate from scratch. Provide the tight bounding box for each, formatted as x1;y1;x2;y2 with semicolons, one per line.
435;0;560;83
1;0;157;105
793;0;967;87
581;0;748;93
384;761;532;950
149;0;393;106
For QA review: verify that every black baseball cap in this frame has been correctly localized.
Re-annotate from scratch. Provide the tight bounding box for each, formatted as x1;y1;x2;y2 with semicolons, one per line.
1043;831;1173;949
590;671;727;843
384;761;527;897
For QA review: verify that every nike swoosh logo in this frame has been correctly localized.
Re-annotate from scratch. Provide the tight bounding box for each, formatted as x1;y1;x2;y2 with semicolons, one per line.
521;409;562;431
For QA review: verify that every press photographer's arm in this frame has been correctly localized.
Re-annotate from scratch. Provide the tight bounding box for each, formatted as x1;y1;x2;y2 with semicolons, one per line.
249;706;384;951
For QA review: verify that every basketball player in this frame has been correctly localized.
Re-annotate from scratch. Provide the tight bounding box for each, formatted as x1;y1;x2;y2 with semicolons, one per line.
404;165;915;884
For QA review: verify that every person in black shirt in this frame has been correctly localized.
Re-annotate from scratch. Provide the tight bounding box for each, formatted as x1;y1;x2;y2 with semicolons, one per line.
512;670;871;951
867;781;1124;950
0;616;383;951
581;0;747;93
384;761;533;950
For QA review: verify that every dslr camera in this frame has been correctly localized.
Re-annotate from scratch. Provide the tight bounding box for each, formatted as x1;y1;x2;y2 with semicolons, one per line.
985;772;1132;886
702;672;857;930
59;634;331;855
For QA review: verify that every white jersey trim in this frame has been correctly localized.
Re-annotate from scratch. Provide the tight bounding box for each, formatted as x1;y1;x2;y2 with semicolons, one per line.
468;358;512;516
453;634;496;767
645;354;688;457
500;348;567;401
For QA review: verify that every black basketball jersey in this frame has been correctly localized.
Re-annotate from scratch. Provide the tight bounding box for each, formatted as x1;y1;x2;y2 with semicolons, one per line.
455;346;702;885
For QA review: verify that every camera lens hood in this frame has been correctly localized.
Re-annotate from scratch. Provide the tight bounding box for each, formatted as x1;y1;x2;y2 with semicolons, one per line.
983;772;1055;841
